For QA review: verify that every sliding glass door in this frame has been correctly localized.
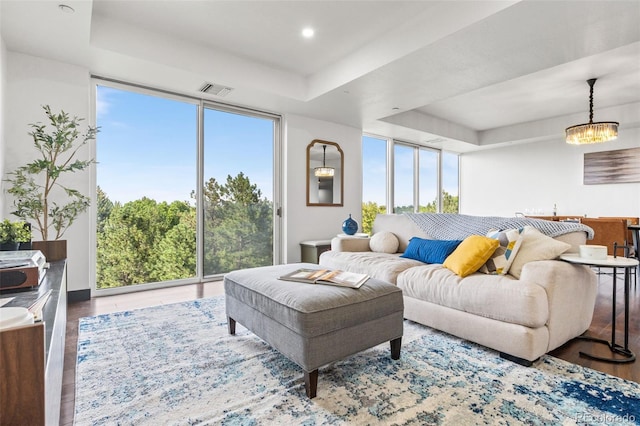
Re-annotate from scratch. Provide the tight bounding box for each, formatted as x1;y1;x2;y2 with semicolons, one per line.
95;85;198;290
95;82;280;292
202;106;277;276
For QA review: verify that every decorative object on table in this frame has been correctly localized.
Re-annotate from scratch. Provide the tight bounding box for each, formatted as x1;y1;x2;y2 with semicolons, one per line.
0;219;31;251
578;244;607;261
583;147;640;185
0;250;48;290
4;105;98;260
342;214;358;235
565;78;618;145
74;296;640;425
306;139;343;207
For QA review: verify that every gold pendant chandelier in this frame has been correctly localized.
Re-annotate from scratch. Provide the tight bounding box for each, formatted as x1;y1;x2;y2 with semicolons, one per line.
565;78;618;145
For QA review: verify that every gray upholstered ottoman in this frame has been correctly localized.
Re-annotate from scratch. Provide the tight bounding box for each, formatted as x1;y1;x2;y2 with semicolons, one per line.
224;263;404;398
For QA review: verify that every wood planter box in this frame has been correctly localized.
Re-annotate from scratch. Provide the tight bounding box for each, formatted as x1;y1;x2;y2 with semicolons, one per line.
32;240;67;261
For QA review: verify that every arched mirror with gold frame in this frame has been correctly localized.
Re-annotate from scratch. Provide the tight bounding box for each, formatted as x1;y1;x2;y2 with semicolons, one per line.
306;139;344;206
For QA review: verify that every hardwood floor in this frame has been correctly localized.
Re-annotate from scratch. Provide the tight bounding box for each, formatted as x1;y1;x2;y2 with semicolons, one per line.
59;272;639;424
548;269;640;382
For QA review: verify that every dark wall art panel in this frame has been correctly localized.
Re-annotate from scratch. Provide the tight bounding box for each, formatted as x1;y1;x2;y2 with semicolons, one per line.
583;147;640;185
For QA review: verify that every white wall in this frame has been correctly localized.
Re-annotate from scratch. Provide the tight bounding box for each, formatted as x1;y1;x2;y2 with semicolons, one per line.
4;51;92;292
0;35;7;215
284;114;362;262
460;128;640;218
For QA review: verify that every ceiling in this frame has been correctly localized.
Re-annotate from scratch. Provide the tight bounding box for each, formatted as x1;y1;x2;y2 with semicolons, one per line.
2;0;639;152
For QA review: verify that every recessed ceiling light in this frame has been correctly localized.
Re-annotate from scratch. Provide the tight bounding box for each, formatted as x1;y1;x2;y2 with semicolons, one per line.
302;28;315;38
58;4;75;13
392;107;400;111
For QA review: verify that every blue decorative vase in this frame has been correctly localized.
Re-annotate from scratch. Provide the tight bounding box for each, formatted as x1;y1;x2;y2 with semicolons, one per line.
342;214;358;235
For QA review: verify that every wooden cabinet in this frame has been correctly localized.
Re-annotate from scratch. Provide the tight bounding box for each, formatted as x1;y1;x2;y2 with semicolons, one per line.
0;261;67;425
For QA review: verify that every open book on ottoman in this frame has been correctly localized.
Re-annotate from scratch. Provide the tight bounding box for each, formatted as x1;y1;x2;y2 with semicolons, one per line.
279;268;369;289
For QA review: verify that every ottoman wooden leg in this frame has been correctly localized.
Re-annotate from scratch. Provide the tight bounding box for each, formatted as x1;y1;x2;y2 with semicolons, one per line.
390;337;401;360
304;369;318;398
228;316;236;335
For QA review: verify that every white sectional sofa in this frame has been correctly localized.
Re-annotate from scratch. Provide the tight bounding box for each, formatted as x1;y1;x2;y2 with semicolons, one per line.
319;214;597;365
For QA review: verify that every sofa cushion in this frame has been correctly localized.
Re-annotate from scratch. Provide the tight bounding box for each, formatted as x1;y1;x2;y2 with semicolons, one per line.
319;251;423;284
509;226;571;279
372;214;430;252
443;235;500;277
369;231;399;254
400;237;461;264
397;265;549;328
479;228;524;275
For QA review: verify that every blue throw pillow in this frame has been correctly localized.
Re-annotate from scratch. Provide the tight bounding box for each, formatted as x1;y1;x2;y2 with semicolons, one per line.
400;237;462;264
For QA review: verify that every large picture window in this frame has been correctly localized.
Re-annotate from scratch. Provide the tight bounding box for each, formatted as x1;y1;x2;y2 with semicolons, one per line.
95;82;280;293
362;135;458;230
362;135;388;233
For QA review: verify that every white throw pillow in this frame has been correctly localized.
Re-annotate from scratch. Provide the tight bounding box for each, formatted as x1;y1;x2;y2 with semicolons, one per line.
479;228;524;275
369;231;400;254
508;226;571;279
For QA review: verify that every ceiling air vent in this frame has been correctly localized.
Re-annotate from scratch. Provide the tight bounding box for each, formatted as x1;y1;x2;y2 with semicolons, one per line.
199;82;233;97
425;137;446;144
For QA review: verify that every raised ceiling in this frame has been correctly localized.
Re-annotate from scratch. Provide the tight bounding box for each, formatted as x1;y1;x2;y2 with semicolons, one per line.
2;0;639;152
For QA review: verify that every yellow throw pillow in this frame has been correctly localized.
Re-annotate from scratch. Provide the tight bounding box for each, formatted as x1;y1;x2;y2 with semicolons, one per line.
443;235;500;277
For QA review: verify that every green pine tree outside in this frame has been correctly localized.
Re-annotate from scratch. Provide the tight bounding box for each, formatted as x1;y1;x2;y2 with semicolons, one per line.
360;191;459;235
96;172;273;289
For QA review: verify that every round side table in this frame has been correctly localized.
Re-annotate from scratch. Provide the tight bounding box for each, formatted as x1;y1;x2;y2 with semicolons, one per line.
560;253;639;363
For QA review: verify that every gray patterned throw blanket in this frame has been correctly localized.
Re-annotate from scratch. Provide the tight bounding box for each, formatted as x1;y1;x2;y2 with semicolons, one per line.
405;213;594;240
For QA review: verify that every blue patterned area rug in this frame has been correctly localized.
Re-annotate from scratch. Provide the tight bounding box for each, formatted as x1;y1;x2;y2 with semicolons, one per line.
74;296;639;425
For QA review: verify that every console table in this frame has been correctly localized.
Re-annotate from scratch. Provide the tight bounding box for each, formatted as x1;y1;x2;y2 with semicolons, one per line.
0;260;67;425
560;254;638;363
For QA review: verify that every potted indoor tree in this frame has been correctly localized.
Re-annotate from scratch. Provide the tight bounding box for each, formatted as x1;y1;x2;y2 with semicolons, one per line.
4;105;98;260
0;219;31;251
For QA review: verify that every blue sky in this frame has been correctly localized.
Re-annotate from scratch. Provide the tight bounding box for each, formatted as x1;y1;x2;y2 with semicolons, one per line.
97;86;273;204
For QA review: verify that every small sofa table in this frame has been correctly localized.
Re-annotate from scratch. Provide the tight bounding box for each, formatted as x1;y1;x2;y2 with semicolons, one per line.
299;240;332;264
224;263;404;398
560;253;639;363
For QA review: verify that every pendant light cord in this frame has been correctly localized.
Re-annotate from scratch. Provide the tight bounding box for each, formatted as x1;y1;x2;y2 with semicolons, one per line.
587;78;596;124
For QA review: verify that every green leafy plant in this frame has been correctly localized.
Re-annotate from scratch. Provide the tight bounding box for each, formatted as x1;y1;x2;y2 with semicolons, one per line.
5;105;98;240
0;219;31;244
